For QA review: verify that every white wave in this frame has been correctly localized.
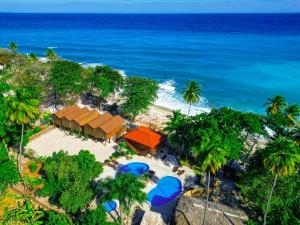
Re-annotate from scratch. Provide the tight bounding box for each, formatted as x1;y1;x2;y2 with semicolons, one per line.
38;57;49;63
47;46;58;49
155;79;210;115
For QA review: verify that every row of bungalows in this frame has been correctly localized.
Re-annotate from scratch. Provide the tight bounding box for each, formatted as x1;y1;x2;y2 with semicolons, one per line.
52;104;126;143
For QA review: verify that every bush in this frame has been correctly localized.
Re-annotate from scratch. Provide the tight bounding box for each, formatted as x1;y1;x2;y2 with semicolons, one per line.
29;161;38;172
40;111;52;126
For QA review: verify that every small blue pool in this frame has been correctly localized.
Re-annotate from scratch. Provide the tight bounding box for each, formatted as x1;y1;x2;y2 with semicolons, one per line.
147;176;182;207
118;162;149;176
103;201;117;212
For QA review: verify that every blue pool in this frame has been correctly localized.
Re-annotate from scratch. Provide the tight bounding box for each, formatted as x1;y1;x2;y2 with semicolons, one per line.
103;201;117;212
118;162;149;176
147;176;182;207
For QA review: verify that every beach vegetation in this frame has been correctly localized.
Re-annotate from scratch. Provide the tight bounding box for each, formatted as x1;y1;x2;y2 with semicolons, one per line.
0;144;20;193
50;60;86;105
39;150;103;214
87;65;124;109
183;80;201;116
29;161;38;172
46;48;58;62
121;76;159;121
8;42;17;54
192;141;228;225
4;88;40;173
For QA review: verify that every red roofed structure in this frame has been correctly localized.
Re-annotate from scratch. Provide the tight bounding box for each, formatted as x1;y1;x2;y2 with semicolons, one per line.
124;126;161;155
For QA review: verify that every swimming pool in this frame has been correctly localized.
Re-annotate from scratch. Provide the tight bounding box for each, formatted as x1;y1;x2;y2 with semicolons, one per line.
147;176;182;207
118;162;149;176
103;200;117;212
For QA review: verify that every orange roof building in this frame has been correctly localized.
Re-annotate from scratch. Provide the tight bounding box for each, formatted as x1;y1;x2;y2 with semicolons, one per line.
124;126;161;155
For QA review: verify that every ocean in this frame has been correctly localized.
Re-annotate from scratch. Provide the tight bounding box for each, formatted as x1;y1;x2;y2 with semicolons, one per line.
0;13;300;114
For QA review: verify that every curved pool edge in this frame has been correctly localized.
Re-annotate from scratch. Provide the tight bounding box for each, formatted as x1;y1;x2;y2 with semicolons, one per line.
147;176;183;208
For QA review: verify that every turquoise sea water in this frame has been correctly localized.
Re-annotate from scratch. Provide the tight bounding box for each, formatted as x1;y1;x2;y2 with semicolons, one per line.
0;13;299;114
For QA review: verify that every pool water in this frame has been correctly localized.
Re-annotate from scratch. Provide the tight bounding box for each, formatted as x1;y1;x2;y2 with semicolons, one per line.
147;176;182;207
103;201;117;212
118;162;149;176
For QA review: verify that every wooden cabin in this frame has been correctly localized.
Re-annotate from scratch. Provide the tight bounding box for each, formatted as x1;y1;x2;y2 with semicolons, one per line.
84;112;113;138
61;107;90;129
98;115;125;142
70;109;100;133
52;105;80;127
124;126;161;155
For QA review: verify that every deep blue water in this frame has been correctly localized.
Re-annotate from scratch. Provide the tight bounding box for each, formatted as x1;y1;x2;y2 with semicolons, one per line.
118;162;149;176
147;176;182;207
1;13;300;114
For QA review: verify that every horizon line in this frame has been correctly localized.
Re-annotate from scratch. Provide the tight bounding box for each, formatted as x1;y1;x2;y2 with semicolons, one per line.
1;12;300;14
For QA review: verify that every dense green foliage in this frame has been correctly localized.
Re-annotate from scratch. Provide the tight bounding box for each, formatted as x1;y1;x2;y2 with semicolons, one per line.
239;149;300;225
29;161;38;172
50;60;86;104
80;206;119;225
121;76;158;120
87;65;124;108
0;144;20;192
0;199;73;225
39;150;103;214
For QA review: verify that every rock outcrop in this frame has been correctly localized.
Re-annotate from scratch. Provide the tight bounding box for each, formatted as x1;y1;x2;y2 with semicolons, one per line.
173;196;248;225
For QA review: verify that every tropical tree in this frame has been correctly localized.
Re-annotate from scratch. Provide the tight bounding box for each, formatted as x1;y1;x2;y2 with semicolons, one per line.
183;80;201;116
8;42;17;54
121;76;158;121
46;48;58;62
39;150;103;214
262;136;300;225
4;88;39;172
163;110;186;157
50;60;86;105
264;95;287;116
98;174;146;225
284;103;300;127
27;53;38;63
192;133;228;225
88;65;124;109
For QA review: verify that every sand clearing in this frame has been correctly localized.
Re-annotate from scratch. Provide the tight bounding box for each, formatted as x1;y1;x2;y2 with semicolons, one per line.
26;128;117;162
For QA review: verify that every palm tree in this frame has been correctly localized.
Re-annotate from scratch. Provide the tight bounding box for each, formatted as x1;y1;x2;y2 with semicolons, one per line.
4;89;39;173
263;136;300;225
46;48;58;62
183;80;201;116
284;103;300;127
192;133;228;225
163;110;185;156
264;95;287;116
27;53;38;63
99;174;146;225
8;42;18;54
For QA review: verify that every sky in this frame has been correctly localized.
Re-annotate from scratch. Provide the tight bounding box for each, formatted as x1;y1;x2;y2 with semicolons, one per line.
0;0;299;13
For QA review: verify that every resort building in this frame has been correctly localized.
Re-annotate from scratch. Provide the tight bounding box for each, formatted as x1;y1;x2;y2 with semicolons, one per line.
52;104;80;127
124;126;161;155
52;104;126;143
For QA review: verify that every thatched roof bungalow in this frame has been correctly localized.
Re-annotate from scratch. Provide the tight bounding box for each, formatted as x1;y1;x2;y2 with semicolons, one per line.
52;104;80;127
84;112;113;138
98;115;125;141
70;109;100;133
61;107;90;129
